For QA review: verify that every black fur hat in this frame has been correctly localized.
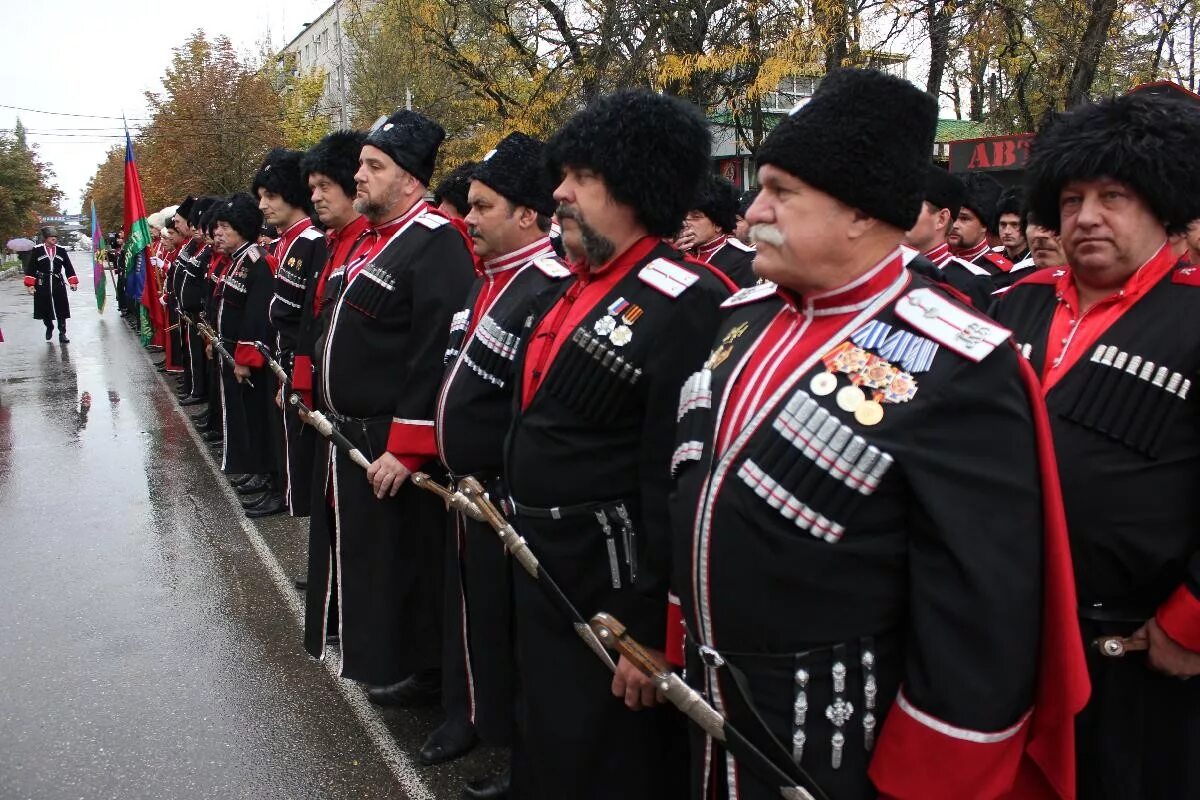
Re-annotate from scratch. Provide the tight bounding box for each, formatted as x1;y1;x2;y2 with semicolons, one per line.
260;223;279;239
474;132;555;217
691;173;740;233
960;173;1003;232
199;197;224;236
737;187;760;218
301;129;366;200
188;196;218;230
1026;93;1200;232
923;164;965;219
432;161;477;217
544;88;711;238
176;195;196;221
252;148;312;213
364;110;444;186
756;68;936;230
212;193;264;244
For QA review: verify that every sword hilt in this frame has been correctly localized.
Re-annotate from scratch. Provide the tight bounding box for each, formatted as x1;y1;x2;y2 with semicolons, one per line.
458;476;540;576
253;340;289;384
412;473;485;521
1093;635;1149;658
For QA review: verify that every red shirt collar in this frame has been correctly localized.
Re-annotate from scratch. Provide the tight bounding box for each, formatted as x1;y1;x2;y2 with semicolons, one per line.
956;239;990;262
276;216;313;253
371;200;428;238
776;247;909;316
696;234;729;262
923;241;952;267
1056;240;1173;311
482;236;555;275
570;235;660;282
326;215;369;253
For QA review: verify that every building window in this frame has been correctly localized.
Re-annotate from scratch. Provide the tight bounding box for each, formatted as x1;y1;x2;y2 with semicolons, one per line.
761;75;821;112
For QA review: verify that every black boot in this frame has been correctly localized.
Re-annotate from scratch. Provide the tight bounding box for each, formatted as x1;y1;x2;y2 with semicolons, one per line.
45;325;53;341
366;669;442;707
419;716;477;766
58;324;69;344
462;768;511;800
245;490;285;518
236;474;271;495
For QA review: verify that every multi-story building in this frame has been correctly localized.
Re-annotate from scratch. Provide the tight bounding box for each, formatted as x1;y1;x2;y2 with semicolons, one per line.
279;0;366;128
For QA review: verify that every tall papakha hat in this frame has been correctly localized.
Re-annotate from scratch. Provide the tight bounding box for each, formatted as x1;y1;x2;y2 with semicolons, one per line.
756;68;936;230
960;173;1004;232
199;198;224;237
188;196;218;230
737;187;760;219
211;193;264;244
544;88;712;238
301;129;367;200
39;226;57;239
1026;93;1200;233
690;173;740;233
432;161;478;217
363;110;445;186
923;164;966;219
252;148;312;213
473;132;555;217
176;195;196;221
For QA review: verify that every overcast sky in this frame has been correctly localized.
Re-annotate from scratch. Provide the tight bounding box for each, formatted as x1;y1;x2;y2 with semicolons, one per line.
0;0;332;214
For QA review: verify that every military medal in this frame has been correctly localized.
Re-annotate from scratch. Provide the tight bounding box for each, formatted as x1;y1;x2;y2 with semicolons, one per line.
836;385;865;412
854;401;884;426
610;325;633;346
593;316;617;336
810;372;838;396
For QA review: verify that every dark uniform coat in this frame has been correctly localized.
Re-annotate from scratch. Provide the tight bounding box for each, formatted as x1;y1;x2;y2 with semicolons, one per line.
700;235;758;289
266;219;327;516
435;238;569;744
24;244;76;321
504;236;730;800
671;249;1075;800
303;202;475;686
215;242;275;475
994;244;1200;800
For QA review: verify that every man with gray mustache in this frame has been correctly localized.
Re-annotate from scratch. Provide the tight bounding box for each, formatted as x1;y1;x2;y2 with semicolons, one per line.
669;68;1087;800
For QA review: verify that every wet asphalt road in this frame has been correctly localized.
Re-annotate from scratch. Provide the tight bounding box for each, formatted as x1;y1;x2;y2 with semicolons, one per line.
0;255;501;800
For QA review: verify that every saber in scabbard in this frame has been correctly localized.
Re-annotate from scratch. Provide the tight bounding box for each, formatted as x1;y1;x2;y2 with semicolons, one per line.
412;472;485;521
286;392;372;470
589;612;825;800
196;322;254;389
457;476;616;672
253;341;289;385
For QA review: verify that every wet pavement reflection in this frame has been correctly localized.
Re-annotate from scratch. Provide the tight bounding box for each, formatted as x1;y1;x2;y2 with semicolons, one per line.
0;257;502;799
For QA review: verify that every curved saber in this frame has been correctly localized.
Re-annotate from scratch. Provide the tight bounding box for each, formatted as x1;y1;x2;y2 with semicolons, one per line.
411;472;485;521
286;392;371;471
589;612;823;800
458;476;616;672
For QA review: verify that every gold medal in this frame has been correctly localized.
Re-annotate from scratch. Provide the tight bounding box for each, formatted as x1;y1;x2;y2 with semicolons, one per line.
810;372;838;396
836;385;865;412
855;400;885;426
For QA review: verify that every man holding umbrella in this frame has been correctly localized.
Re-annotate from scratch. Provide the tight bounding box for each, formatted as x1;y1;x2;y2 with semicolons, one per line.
23;226;78;343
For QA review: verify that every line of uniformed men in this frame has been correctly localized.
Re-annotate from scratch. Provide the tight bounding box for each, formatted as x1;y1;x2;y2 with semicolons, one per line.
145;69;1200;800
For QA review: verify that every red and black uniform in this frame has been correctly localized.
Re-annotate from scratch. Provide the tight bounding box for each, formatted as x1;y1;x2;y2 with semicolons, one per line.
215;242;276;475
938;239;1013;310
697;234;758;288
671;249;1086;800
302;201;474;686
434;236;569;745
504;236;730;799
23;242;77;325
174;237;210;398
264;217;328;516
202;249;231;427
994;241;1200;799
